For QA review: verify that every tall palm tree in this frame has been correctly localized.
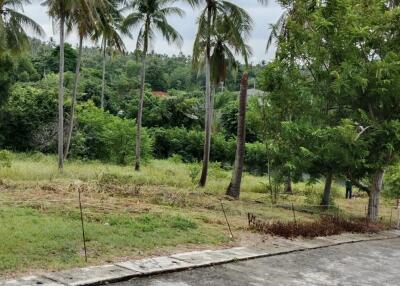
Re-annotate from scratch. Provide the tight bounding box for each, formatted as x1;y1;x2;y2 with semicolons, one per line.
64;0;96;159
42;0;74;171
192;0;253;187
93;0;126;110
123;0;184;171
64;0;115;159
226;73;248;199
0;0;44;55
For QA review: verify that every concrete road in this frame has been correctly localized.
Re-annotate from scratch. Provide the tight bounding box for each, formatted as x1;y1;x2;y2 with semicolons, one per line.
115;238;400;286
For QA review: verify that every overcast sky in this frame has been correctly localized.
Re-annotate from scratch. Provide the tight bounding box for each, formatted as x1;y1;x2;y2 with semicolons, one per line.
25;0;283;63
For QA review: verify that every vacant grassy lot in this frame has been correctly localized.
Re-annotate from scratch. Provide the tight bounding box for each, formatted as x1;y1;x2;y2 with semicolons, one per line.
0;153;397;277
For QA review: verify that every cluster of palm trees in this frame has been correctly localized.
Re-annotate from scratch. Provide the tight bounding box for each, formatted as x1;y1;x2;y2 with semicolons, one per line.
1;0;268;193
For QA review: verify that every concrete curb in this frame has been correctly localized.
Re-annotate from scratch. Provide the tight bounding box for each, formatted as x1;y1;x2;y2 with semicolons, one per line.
2;230;399;286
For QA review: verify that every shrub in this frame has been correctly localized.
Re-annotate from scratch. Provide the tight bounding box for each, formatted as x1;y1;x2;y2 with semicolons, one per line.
170;216;197;230
188;162;201;184
384;164;400;200
245;142;268;174
248;214;383;239
169;154;183;163
75;102;153;165
0;150;12;168
151;127;268;173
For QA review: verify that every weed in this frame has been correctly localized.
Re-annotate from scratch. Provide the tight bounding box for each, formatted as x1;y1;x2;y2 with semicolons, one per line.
0;150;12;168
248;213;386;238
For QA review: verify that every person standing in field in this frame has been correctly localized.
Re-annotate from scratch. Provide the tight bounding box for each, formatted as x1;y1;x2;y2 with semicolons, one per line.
346;178;353;199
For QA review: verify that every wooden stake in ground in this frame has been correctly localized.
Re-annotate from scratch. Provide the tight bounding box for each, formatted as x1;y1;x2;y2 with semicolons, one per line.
220;200;234;240
226;73;248;199
397;207;400;229
78;186;88;262
291;203;297;225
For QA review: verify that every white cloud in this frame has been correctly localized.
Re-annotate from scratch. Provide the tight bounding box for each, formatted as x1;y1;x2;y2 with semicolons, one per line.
25;0;283;62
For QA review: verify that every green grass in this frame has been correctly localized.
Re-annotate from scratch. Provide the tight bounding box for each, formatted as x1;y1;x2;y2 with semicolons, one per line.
0;152;396;277
0;153;265;193
0;206;226;276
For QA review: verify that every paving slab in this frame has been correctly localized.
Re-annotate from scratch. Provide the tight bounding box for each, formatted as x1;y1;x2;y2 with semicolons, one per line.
380;229;400;238
255;238;304;254
214;247;267;260
44;265;139;286
116;256;193;275
0;276;63;286
286;237;334;249
316;234;359;244
171;250;238;267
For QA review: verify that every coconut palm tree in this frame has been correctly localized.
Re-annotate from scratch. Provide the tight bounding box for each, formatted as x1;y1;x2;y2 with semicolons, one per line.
0;0;44;55
64;0;97;159
42;0;74;171
192;0;253;187
226;72;248;199
42;0;96;169
64;0;116;159
93;0;126;110
193;12;253;198
123;0;184;171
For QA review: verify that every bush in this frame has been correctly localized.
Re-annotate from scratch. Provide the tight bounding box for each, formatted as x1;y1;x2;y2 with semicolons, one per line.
75;102;153;165
0;77;59;151
0;150;12;168
151;127;268;173
245;142;268;174
384;164;400;200
248;214;382;239
188;162;201;184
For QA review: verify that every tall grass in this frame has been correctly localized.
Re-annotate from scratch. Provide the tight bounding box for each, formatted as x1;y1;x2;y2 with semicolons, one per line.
0;152;266;194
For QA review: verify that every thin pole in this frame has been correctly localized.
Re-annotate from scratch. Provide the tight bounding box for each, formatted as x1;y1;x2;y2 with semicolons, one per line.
397;207;400;229
220;200;234;240
78;187;88;263
291;203;297;225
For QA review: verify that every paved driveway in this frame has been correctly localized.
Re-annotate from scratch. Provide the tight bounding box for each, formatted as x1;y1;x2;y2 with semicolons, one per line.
115;238;400;286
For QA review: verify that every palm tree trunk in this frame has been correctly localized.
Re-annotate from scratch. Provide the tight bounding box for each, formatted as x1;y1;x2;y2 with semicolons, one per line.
64;36;83;160
101;37;106;109
58;11;65;171
226;73;248;199
368;169;384;221
199;3;212;187
135;40;148;171
321;172;333;208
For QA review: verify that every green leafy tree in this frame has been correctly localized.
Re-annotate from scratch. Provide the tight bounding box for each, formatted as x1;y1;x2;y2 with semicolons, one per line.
46;43;77;73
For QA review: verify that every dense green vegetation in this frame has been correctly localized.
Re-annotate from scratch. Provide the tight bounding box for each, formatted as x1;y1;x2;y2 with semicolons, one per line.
0;39;266;170
1;0;400;225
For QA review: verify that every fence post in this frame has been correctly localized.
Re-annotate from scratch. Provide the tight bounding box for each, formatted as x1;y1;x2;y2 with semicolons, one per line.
78;186;88;263
397;207;400;230
291;203;297;225
220;200;234;240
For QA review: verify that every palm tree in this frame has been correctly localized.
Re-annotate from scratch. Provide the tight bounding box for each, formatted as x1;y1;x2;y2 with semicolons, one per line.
226;73;248;199
93;0;126;110
0;0;44;55
192;0;253;187
123;0;184;171
64;0;97;159
64;0;117;159
42;0;74;171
